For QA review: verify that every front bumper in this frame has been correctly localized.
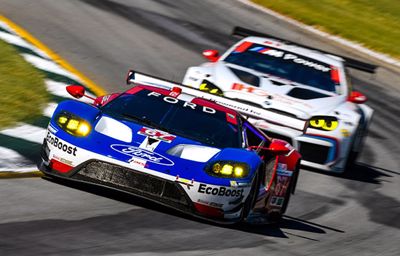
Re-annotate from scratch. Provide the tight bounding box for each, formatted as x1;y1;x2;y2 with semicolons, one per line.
38;144;245;224
39;158;193;212
256;123;348;172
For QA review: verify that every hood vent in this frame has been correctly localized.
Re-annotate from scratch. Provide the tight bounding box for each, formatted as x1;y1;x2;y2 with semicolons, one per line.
287;88;330;100
263;77;288;86
229;68;260;87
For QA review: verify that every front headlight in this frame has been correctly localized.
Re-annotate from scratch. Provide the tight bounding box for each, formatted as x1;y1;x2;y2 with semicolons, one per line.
309;116;339;131
206;161;250;178
56;111;91;137
199;80;223;96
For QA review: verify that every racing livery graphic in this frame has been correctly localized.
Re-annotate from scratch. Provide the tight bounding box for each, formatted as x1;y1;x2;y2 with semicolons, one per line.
181;27;375;173
38;82;301;224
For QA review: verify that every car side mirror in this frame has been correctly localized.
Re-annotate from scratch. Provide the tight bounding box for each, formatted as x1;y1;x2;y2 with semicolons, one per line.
348;91;367;104
67;85;85;99
66;85;96;102
267;140;290;155
249;140;290;156
202;49;220;62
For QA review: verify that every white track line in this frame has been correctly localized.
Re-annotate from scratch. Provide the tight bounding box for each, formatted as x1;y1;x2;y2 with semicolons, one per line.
238;0;400;68
22;53;81;82
0;21;15;34
0;31;49;59
0;146;36;172
0;123;46;144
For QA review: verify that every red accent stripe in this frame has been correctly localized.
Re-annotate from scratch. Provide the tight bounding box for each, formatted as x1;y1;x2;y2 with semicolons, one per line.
259;48;270;53
266;156;279;191
194;202;224;218
234;41;253;53
126;85;171;95
191;98;237;115
50;159;73;173
330;66;340;84
225;112;238;125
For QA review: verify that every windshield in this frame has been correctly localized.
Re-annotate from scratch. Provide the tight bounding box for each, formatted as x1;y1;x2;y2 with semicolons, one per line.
224;42;340;93
101;89;242;148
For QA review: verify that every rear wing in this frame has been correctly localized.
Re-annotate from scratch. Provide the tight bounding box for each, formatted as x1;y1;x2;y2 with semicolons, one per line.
126;70;307;131
232;26;377;73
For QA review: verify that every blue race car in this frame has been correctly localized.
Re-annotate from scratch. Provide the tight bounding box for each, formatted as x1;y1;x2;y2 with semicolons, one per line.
38;82;301;224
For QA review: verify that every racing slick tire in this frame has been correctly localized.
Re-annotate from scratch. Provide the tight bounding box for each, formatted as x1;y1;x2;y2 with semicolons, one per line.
344;123;366;173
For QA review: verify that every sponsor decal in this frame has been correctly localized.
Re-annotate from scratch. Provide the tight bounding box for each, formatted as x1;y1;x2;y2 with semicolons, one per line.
197;199;223;208
198;183;244;197
147;91;216;114
341;129;350;137
100;94;111;104
230;180;238;187
230;180;251;188
250;46;331;72
273;176;290;197
128;157;147;167
138;127;176;143
48;124;58;134
139;137;161;152
215;100;261;116
231;83;313;108
46;132;77;156
270;196;285;207
111;144;174;166
188;76;198;82
278;163;287;170
232;83;271;97
52;155;73;165
176;175;194;189
277;168;293;177
264;40;281;47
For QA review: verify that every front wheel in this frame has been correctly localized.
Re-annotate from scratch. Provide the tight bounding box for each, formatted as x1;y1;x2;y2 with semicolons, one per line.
241;173;259;222
267;165;299;223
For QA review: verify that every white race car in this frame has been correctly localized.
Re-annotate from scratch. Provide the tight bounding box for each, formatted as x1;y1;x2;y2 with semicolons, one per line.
183;27;375;173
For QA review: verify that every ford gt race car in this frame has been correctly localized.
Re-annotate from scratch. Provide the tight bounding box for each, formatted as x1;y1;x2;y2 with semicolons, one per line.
38;81;301;224
182;27;375;173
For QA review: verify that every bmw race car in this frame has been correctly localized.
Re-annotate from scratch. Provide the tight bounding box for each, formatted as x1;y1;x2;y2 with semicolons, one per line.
38;80;301;224
182;27;375;173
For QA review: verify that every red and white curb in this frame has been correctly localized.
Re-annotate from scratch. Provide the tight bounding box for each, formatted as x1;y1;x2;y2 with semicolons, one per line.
0;20;99;174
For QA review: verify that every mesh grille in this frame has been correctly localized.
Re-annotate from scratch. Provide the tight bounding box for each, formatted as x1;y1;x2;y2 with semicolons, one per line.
299;142;330;164
73;161;191;211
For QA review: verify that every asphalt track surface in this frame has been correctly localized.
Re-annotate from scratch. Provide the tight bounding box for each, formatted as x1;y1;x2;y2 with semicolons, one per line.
0;1;399;255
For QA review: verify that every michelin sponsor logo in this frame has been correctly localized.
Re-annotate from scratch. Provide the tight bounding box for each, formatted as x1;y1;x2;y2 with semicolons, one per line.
46;132;77;156
198;184;244;197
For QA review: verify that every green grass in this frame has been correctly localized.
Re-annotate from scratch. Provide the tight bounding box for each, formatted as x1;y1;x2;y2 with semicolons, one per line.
0;39;49;129
253;0;400;59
